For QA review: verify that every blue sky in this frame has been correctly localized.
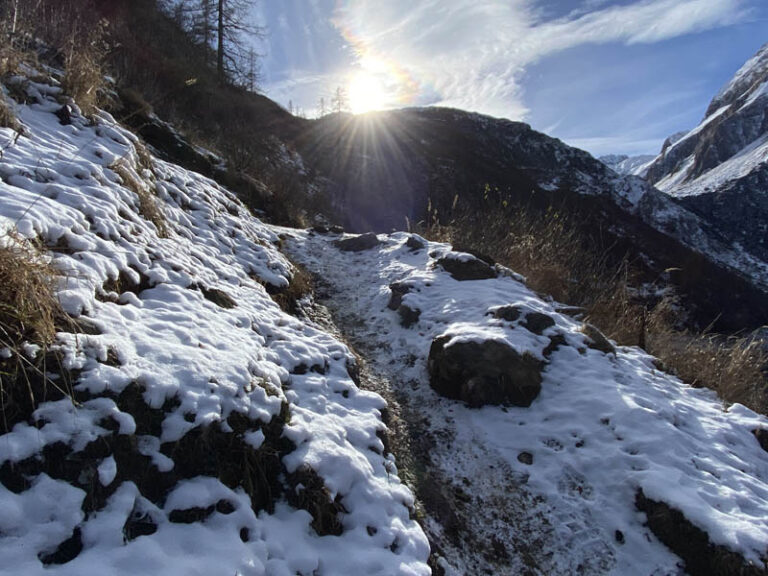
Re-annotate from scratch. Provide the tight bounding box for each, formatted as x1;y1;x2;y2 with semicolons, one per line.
254;0;767;156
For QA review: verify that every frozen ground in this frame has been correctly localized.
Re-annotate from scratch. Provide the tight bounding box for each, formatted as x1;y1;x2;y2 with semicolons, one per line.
285;229;768;575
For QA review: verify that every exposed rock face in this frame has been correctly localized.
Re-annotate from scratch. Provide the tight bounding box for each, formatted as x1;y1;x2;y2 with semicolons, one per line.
581;323;616;355
428;336;544;407
635;490;767;576
643;42;768;264
754;428;768;453
437;253;497;281
335;232;381;252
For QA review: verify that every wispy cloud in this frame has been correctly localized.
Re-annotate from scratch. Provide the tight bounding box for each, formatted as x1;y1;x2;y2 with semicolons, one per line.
331;0;751;119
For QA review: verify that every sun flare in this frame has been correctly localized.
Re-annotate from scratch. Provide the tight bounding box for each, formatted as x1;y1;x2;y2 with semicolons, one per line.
348;71;387;114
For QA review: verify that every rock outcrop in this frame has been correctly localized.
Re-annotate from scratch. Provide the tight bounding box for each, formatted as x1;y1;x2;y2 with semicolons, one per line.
428;336;544;407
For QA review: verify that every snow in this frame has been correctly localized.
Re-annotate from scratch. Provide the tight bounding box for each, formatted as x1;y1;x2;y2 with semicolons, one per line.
712;42;768;110
661;135;768;198
0;76;429;575
1;65;766;576
286;230;768;574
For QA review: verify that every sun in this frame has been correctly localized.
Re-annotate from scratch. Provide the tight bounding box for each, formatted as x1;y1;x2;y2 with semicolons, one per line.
348;71;387;114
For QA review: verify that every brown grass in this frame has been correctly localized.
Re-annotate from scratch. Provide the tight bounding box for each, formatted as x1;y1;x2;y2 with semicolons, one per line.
423;203;768;414
60;24;107;115
0;229;74;433
111;159;168;238
0;90;21;131
0;231;60;344
645;299;768;411
268;264;313;316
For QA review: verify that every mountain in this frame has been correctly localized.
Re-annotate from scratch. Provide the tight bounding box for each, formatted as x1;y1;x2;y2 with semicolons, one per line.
286;108;768;330
642;42;768;264
599;153;655;176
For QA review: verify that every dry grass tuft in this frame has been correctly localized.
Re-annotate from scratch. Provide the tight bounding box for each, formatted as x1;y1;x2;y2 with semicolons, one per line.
59;18;109;115
0;40;38;78
646;299;768;411
0;229;74;433
0;90;21;131
0;231;61;345
268;265;313;316
112;159;168;238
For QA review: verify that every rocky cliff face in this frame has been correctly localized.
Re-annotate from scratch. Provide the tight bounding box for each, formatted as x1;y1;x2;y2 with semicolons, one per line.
642;42;768;263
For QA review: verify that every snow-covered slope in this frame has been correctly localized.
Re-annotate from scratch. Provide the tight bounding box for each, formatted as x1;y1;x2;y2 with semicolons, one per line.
598;154;655;177
642;42;768;263
0;76;428;574
286;229;768;575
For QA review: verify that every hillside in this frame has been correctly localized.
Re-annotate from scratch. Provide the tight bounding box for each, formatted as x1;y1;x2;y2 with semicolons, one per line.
289;108;768;331
1;64;768;575
0;73;428;575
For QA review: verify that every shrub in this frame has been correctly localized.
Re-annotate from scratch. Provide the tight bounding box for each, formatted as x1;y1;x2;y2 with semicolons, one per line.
0;89;21;131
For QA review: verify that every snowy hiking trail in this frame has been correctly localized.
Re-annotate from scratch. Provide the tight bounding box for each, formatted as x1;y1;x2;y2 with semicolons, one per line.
285;233;569;576
284;229;768;576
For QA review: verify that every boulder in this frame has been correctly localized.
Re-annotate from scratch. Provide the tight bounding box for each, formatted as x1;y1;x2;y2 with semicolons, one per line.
582;323;616;354
387;282;421;327
388;281;413;310
517;451;533;465
451;245;495;266
491;306;556;334
335;233;380;252
398;304;421;328
521;312;555;335
406;235;427;251
437;253;497;281
491;305;522;322
428;336;544;407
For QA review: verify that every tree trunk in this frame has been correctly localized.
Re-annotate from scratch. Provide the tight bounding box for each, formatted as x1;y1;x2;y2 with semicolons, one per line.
217;0;224;83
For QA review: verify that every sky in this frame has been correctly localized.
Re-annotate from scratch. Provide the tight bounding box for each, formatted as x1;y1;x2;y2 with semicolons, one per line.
253;0;767;157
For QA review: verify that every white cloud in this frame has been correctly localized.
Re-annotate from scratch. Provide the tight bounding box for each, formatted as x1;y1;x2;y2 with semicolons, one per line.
330;0;750;120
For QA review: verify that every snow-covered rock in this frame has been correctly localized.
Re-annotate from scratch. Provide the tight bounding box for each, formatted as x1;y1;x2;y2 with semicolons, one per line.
598;154;655;177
